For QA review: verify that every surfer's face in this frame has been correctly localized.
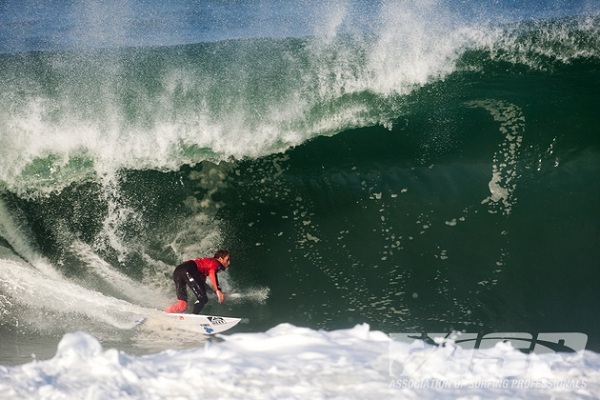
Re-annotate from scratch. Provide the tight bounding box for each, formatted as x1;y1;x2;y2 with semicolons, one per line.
218;255;231;269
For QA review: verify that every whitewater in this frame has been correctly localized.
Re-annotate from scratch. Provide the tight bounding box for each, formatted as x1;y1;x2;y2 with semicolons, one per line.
1;325;599;399
1;0;600;398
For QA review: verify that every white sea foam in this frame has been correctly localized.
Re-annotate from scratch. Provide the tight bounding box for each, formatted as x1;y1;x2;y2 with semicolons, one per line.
465;99;524;216
0;324;597;399
0;257;152;331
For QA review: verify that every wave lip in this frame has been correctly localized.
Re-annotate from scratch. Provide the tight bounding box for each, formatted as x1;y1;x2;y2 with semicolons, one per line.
1;13;598;195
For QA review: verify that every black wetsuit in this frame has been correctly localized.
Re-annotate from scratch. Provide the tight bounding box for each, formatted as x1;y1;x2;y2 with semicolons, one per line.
172;260;209;314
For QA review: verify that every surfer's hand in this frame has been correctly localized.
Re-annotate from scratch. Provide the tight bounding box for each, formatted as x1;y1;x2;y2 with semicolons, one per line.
216;290;225;303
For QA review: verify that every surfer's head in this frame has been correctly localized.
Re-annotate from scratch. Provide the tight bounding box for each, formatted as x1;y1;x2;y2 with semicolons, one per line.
214;249;231;269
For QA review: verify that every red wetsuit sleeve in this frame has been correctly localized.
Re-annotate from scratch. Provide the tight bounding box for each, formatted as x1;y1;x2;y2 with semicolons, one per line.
208;269;220;292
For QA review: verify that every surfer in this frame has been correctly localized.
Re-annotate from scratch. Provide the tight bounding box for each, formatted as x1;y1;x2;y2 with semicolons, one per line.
165;249;231;314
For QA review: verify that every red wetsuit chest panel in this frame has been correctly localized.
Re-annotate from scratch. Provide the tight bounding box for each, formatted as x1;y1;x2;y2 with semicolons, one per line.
192;257;221;277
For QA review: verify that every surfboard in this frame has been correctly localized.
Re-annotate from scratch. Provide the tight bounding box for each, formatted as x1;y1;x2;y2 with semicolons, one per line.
167;313;241;334
135;313;241;335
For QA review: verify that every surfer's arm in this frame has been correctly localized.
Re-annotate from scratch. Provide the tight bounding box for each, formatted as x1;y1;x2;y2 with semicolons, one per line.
208;269;225;303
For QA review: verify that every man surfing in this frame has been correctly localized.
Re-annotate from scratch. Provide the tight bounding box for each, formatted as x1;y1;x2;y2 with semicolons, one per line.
165;249;231;314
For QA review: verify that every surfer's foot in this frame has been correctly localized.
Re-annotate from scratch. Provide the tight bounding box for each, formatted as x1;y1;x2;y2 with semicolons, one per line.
165;300;188;313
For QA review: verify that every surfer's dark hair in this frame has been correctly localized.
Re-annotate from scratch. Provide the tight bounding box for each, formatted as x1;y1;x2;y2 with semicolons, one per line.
214;249;229;259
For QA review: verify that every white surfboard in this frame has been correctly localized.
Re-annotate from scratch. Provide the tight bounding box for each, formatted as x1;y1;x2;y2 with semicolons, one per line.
135;313;241;335
167;313;241;334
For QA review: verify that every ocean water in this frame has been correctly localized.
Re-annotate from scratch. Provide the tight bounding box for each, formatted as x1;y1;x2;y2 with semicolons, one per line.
1;0;599;398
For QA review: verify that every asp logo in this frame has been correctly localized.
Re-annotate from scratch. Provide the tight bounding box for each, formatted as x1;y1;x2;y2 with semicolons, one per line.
388;331;588;378
208;316;227;325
